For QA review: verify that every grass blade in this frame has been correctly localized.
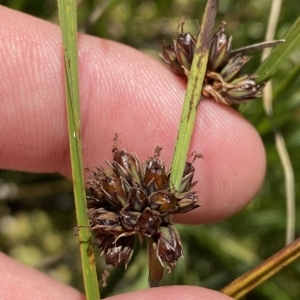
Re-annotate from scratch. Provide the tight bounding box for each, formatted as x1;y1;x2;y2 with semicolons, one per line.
57;0;100;298
273;64;300;100
255;16;300;83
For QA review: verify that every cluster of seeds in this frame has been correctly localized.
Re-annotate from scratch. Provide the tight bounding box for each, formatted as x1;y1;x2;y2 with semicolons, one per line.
86;146;200;283
160;19;265;105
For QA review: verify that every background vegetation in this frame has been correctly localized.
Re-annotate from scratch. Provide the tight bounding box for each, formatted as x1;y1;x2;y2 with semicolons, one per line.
0;0;299;299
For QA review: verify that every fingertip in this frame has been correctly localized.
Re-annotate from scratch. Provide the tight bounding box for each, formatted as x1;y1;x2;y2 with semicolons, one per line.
0;253;85;300
174;100;266;224
107;286;233;300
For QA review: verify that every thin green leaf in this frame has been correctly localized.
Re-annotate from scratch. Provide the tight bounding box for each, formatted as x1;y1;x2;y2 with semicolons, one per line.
255;16;300;83
273;64;300;100
57;0;100;299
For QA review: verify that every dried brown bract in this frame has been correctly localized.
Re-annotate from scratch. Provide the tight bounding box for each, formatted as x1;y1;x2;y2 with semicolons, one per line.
160;20;265;105
86;147;199;283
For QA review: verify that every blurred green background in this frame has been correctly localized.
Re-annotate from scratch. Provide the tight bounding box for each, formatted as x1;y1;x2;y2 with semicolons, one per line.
0;0;299;299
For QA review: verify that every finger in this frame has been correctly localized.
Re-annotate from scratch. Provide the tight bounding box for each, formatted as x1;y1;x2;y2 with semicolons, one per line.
0;252;232;300
107;285;234;300
0;253;85;300
0;7;265;223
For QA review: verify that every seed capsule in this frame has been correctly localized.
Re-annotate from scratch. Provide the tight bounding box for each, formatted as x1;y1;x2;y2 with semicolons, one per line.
155;223;183;270
220;54;250;82
208;22;232;71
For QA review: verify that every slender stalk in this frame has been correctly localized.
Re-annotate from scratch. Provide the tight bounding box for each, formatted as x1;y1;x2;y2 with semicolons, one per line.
275;132;295;245
169;0;218;191
147;0;218;287
260;0;295;246
221;237;300;299
147;238;163;287
57;0;100;299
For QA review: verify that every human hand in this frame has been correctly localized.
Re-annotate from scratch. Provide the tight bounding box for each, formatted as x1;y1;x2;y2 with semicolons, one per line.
0;6;265;300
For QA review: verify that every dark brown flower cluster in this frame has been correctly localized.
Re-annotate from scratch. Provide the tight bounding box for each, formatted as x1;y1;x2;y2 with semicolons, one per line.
86;146;199;278
160;19;265;105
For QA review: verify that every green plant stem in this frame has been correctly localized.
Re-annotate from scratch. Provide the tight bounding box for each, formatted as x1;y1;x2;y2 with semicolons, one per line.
169;0;218;191
147;0;218;288
221;237;300;299
57;0;100;299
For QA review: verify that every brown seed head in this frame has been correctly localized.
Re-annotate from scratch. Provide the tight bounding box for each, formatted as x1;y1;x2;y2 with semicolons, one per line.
86;147;200;281
160;20;265;105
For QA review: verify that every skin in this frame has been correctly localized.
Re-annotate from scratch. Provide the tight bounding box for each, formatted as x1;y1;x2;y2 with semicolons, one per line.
0;6;265;300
